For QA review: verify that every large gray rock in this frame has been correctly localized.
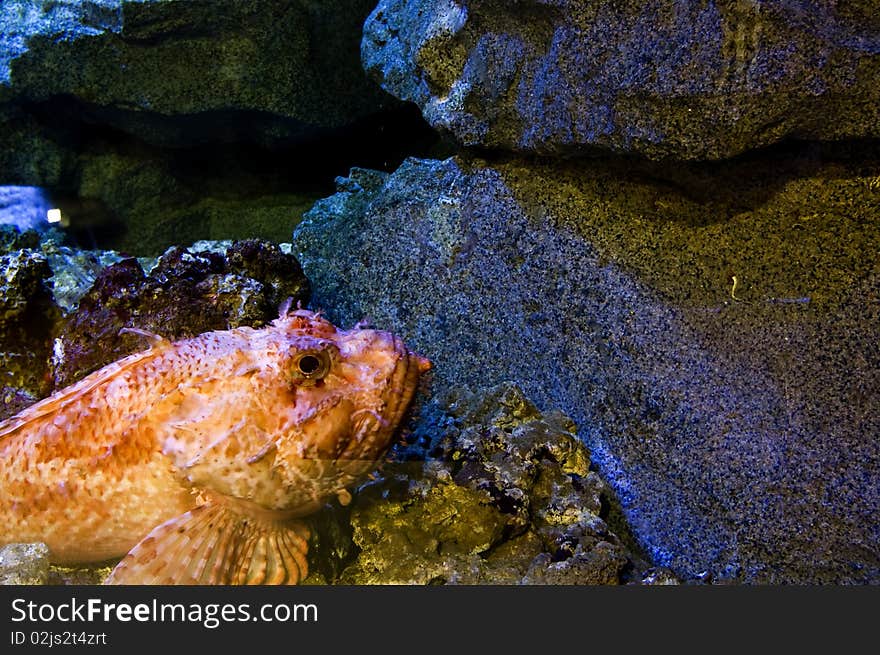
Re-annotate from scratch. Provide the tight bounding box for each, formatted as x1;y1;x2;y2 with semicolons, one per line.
1;0;391;144
362;0;880;160
293;152;880;583
0;0;399;188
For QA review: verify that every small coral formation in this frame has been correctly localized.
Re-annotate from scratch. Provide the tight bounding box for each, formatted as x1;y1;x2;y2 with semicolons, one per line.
0;543;50;585
0;229;60;410
314;383;635;585
51;239;310;388
0;227;311;418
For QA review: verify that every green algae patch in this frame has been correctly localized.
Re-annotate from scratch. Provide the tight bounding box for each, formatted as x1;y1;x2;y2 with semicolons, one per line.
321;383;636;585
360;482;508;556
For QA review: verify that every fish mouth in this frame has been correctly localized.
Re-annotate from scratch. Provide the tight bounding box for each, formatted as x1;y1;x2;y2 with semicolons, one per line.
380;334;431;439
335;334;430;475
270;331;430;514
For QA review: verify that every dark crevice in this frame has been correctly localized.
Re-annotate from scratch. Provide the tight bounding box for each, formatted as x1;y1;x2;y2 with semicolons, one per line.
4;95;455;254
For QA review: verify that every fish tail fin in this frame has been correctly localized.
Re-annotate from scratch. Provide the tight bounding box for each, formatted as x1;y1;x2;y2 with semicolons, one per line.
104;502;310;585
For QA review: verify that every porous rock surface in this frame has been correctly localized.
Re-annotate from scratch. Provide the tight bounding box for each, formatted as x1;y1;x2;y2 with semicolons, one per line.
310;383;636;585
0;228;59;407
363;0;880;159
293;151;880;583
1;0;393;152
0;542;50;585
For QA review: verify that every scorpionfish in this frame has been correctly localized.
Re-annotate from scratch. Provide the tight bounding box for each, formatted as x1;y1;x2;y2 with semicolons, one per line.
0;305;430;584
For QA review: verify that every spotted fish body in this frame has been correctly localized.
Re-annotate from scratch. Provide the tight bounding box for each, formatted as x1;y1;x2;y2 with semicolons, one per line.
0;308;430;584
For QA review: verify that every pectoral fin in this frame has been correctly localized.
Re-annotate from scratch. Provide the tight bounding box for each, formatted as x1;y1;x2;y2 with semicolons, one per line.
104;501;310;585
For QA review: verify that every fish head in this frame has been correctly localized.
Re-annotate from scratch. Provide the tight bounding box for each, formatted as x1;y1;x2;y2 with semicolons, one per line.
269;309;430;513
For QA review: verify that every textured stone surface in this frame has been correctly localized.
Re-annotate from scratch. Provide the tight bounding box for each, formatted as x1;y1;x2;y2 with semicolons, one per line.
0;542;50;584
52;239;310;388
0;239;59;405
293;150;880;583
312;383;633;585
47;562;114;586
1;0;392;147
0;543;113;585
363;0;880;160
0;226;126;419
41;241;126;314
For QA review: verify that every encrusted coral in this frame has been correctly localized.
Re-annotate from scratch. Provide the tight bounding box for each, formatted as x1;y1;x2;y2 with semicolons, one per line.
52;239;309;388
312;383;635;585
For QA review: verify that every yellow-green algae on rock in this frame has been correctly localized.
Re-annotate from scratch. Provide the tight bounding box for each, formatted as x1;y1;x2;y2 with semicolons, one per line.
313;383;639;585
0;384;656;585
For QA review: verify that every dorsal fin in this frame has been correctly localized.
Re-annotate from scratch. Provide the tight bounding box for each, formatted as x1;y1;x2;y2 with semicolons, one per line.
0;345;168;442
104;500;310;585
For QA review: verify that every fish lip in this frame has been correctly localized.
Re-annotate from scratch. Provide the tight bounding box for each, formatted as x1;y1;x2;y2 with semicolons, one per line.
334;335;428;469
414;352;432;374
380;336;428;436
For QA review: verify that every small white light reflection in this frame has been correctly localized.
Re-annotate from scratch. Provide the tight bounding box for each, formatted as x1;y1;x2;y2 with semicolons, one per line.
47;208;62;224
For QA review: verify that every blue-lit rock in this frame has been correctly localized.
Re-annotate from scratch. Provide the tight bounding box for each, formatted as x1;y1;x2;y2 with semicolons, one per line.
328;383;632;585
0;0;390;147
293;153;880;583
0;186;52;231
363;0;880;159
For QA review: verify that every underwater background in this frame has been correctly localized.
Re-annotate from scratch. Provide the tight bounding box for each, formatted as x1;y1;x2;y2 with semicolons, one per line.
0;0;878;584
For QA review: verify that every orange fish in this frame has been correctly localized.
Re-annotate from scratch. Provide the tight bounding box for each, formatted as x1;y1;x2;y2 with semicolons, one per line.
0;304;430;584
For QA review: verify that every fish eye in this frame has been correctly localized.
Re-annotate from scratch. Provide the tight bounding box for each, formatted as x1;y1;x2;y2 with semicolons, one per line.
298;355;321;375
291;349;331;385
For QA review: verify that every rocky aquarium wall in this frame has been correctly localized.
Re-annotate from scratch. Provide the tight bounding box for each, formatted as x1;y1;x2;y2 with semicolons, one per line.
0;0;878;585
